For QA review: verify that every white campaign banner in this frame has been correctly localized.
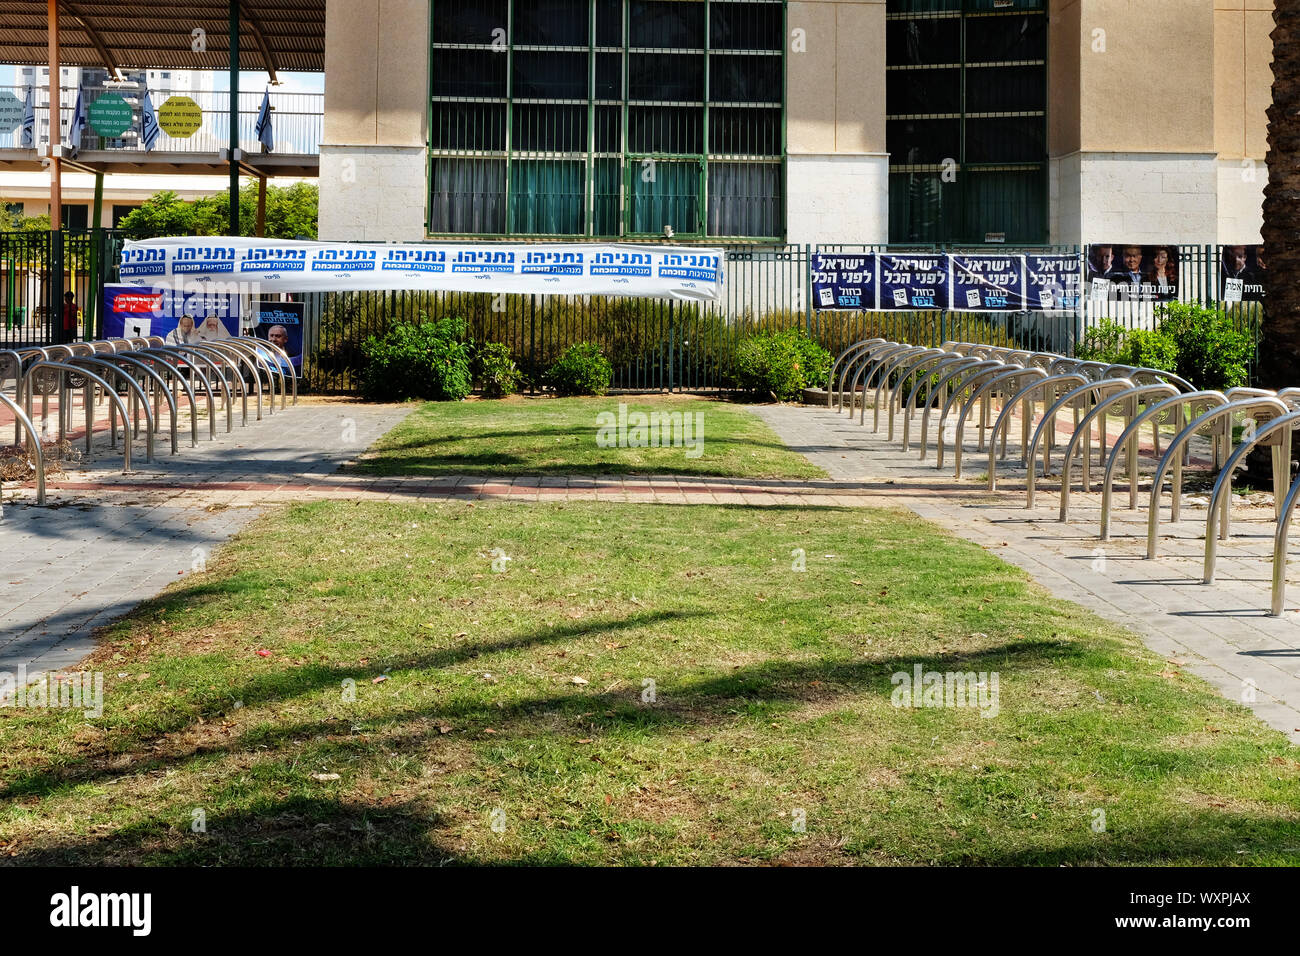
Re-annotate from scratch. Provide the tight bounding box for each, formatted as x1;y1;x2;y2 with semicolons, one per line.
119;237;725;302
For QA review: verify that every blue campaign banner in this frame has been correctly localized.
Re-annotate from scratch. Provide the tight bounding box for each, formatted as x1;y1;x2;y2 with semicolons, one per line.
950;254;1026;312
878;254;949;310
250;299;304;373
811;252;877;311
102;284;240;344
1026;254;1084;310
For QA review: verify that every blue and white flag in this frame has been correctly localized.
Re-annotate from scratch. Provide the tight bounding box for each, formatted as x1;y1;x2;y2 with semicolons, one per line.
66;81;87;157
140;88;160;151
254;87;273;152
20;84;35;148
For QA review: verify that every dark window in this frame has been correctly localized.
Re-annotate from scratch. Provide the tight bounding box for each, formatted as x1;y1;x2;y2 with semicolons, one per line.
886;2;1048;243
429;0;784;239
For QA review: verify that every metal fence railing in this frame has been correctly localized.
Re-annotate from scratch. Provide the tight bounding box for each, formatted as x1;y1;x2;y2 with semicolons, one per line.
2;84;323;156
0;230;1267;394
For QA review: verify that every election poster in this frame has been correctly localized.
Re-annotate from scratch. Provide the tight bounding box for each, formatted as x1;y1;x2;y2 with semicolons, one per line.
1219;244;1266;303
250;299;304;374
950;254;1026;312
810;252;876;311
102;285;240;344
878;254;949;310
1026;254;1084;311
1085;244;1181;302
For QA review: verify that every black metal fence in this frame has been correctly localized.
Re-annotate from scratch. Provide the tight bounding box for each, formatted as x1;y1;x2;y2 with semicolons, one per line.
4;231;1266;394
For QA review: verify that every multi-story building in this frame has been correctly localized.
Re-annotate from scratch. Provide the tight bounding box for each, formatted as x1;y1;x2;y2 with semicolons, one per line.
319;0;1274;247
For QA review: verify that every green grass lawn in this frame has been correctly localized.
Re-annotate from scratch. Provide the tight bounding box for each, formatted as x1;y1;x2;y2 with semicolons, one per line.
352;394;826;479
2;500;1296;866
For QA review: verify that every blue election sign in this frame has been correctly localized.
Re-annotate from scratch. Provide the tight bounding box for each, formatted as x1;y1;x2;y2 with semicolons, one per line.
1026;254;1084;310
811;252;876;311
950;254;1026;312
250;299;304;374
877;254;948;310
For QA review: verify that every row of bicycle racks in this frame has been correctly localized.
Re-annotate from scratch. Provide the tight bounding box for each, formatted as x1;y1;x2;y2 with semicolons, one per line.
828;339;1300;616
0;335;297;505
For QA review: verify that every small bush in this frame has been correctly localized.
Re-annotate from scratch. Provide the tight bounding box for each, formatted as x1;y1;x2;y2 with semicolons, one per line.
1123;327;1179;373
734;329;833;401
359;317;472;402
473;341;522;398
1158;302;1254;391
1075;318;1127;365
548;342;612;396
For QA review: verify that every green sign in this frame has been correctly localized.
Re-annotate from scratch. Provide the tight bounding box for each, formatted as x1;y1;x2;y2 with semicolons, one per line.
88;93;133;138
0;91;22;134
158;95;202;138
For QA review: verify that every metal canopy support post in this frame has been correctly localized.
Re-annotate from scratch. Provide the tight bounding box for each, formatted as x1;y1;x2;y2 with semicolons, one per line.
228;0;240;233
256;174;266;237
88;170;104;340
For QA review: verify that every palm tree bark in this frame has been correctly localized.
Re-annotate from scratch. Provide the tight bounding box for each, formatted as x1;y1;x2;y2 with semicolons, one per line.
1260;2;1300;389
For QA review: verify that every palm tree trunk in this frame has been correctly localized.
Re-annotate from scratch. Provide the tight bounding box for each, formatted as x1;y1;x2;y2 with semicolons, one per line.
1260;2;1300;388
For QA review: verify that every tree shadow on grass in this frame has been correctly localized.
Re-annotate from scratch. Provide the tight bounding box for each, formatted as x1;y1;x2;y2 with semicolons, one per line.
2;639;1080;803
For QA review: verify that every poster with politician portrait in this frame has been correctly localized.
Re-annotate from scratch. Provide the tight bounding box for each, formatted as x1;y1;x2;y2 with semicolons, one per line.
249;299;304;375
1086;244;1181;303
1219;244;1267;303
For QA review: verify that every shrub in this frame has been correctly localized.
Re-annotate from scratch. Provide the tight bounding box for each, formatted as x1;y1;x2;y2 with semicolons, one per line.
1122;327;1179;373
548;342;612;396
359;317;472;402
734;328;833;401
1075;318;1127;365
473;341;522;398
1158;302;1254;391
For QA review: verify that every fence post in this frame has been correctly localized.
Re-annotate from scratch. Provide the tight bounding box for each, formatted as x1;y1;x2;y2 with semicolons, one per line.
804;243;813;337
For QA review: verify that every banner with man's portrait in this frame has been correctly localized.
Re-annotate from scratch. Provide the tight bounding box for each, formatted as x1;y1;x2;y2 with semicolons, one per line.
1085;244;1181;303
1219;244;1266;303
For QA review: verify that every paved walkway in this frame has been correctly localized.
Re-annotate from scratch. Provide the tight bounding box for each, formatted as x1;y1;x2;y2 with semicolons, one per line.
751;402;1300;744
0;400;411;678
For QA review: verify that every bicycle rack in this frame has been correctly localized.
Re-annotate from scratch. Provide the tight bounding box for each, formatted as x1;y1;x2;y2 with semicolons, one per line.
1140;396;1284;552
986;373;1089;493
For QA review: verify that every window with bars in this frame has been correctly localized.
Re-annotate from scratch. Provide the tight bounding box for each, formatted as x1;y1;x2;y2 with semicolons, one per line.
428;0;786;240
886;0;1047;244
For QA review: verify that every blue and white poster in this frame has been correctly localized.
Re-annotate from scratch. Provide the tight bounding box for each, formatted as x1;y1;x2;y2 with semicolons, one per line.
1026;254;1083;310
250;299;303;374
810;252;876;311
120;237;725;303
950;254;1026;312
102;284;240;344
878;254;949;310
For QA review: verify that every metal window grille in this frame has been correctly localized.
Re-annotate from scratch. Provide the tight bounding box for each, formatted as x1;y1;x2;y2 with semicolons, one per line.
886;0;1049;244
428;0;786;240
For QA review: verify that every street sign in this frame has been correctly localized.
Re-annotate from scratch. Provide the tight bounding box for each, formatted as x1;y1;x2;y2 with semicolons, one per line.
158;95;202;138
88;93;133;137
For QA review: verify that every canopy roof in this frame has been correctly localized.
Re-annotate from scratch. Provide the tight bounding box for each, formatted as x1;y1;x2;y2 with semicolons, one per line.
0;1;325;78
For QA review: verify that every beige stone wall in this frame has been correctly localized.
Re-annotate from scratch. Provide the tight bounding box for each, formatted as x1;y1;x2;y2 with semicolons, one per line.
787;0;886;156
1214;0;1273;162
322;0;427;149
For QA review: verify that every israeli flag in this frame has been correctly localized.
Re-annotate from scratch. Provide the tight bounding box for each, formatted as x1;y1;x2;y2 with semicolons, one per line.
20;84;35;148
140;88;160;152
255;87;273;152
66;81;87;157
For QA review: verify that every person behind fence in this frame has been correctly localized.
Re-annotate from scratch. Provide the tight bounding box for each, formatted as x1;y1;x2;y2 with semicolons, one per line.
1143;246;1178;302
61;290;78;343
165;314;200;346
